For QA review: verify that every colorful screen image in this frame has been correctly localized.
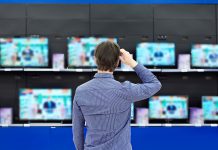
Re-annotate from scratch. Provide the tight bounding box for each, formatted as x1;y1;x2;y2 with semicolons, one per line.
191;44;218;68
136;108;148;125
136;43;175;66
131;103;134;120
68;37;117;67
202;96;218;120
189;108;203;124
149;96;188;119
0;37;48;67
0;108;12;124
19;89;72;120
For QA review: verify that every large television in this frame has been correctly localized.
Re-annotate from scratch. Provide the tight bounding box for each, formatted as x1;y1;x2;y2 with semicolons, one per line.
149;96;188;119
191;44;218;68
136;42;175;68
0;37;49;67
19;89;72;121
202;96;218;121
68;37;117;68
0;108;12;124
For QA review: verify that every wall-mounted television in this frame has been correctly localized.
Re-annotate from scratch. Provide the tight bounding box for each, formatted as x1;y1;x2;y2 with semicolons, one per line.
68;37;117;68
19;89;72;121
0;37;49;67
191;44;218;68
202;96;218;121
149;96;188;119
0;108;12;124
136;42;175;68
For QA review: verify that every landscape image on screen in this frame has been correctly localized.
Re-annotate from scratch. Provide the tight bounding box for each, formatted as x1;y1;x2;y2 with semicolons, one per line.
191;44;218;68
136;43;175;67
202;96;218;120
0;37;48;67
0;108;12;124
149;96;188;119
68;37;117;67
19;89;72;120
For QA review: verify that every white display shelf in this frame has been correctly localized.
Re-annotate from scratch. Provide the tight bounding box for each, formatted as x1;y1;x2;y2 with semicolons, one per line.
1;123;217;127
0;68;218;73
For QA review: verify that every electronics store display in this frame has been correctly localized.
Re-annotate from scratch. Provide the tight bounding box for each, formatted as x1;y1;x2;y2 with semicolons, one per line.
19;89;72;121
0;37;49;67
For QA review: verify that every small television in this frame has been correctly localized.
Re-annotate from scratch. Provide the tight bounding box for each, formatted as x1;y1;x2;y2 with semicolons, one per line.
0;37;49;67
202;96;218;121
19;89;72;121
136;42;175;68
0;108;12;124
149;96;188;120
191;44;218;68
68;37;117;68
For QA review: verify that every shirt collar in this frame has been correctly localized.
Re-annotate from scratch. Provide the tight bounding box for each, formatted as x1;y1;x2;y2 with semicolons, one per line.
94;73;114;79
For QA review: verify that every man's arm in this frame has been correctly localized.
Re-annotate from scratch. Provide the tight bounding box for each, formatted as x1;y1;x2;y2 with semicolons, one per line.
73;93;85;150
119;49;162;102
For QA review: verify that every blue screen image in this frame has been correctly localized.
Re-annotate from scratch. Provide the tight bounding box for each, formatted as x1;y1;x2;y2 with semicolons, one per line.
149;96;188;119
136;43;175;67
202;96;218;120
191;44;218;68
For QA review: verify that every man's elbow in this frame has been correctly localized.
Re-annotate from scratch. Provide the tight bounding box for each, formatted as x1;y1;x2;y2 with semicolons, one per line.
156;81;162;91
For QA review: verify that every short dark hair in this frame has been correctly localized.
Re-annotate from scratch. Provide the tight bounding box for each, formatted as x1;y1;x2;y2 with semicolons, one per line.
95;41;120;72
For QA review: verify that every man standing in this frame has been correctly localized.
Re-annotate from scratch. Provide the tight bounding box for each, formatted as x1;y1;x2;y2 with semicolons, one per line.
73;41;162;150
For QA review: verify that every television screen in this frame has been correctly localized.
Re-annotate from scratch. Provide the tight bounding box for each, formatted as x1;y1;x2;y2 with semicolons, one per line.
136;43;175;67
189;108;203;124
19;89;72;120
149;96;188;119
191;44;218;68
131;103;134;120
68;37;117;67
202;96;218;120
0;37;49;67
0;108;12;124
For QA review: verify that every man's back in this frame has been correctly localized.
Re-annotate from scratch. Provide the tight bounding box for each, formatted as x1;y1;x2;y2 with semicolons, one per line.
73;64;162;150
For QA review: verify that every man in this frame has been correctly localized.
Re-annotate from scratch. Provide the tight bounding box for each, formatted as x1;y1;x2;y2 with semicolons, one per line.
73;41;162;150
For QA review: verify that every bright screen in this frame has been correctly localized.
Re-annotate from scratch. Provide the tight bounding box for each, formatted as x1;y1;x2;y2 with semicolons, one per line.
136;43;175;67
191;44;218;68
131;103;134;120
202;96;218;120
0;37;48;67
19;89;72;120
149;96;188;119
68;37;117;67
0;108;12;124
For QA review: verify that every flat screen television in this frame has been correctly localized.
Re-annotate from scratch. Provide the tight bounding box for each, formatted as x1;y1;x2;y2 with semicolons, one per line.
19;89;72;121
191;44;218;68
202;96;218;121
0;37;49;67
68;37;117;68
136;42;175;68
189;107;203;124
0;108;12;124
149;96;188;119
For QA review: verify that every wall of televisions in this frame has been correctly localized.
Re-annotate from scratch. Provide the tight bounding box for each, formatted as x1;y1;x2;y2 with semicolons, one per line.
0;4;218;126
0;36;217;126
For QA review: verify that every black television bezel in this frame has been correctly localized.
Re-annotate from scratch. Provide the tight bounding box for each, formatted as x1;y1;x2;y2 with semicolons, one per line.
190;44;218;69
135;42;177;69
67;36;119;69
18;88;72;124
0;37;50;68
148;95;189;124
